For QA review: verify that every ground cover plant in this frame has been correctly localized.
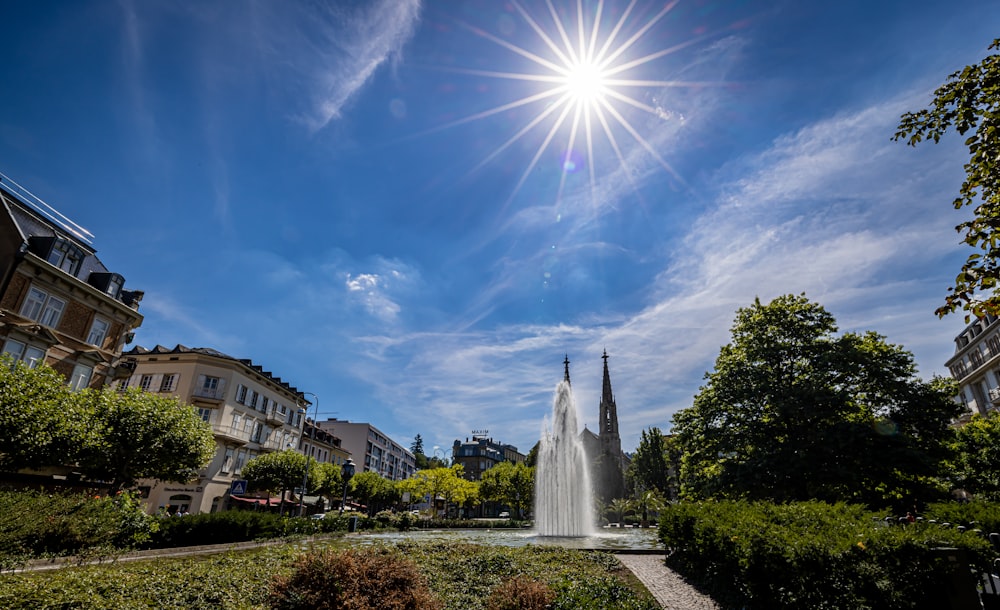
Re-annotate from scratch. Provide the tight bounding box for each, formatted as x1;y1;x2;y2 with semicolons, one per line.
659;500;993;610
0;540;658;610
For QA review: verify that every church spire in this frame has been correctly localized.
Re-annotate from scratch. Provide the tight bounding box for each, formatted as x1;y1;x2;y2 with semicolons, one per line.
563;354;571;385
599;349;619;439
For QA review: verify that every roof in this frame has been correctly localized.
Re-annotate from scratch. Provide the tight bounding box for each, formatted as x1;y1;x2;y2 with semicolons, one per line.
124;344;308;400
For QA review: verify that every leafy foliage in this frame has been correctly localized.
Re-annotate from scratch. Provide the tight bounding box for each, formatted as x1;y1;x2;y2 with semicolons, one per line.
0;490;157;570
628;427;670;496
659;500;992;610
0;357;92;471
478;461;534;518
672;294;962;506
948;412;1000;499
349;470;397;515
399;466;478;518
77;388;216;489
894;39;1000;318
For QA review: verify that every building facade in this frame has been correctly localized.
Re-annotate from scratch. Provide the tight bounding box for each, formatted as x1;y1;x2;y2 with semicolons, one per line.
317;419;415;481
0;175;143;389
452;433;525;481
123;344;314;515
946;313;1000;422
301;418;350;469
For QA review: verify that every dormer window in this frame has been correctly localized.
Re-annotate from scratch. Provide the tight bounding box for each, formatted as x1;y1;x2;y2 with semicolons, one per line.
47;238;84;276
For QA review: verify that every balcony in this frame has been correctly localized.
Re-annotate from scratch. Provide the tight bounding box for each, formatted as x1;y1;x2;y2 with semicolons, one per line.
265;407;286;425
989;387;1000;404
214;425;250;445
193;386;227;403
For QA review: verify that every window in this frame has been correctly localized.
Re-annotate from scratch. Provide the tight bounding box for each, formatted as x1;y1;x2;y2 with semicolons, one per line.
202;376;220;392
235;384;248;404
87;317;110;346
116;379;129;392
69;364;93;391
21;287;65;328
249;391;259;410
231;413;242;432
47;239;84;276
197;408;212;422
2;339;44;368
234;449;247;475
989;334;1000;357
261;397;270;412
139;374;154;391
159;374;177;392
221;448;234;474
971;348;985;369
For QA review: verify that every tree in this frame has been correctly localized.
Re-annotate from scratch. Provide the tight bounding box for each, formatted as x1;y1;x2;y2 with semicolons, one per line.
243;450;319;514
401;465;471;518
633;489;666;527
479;461;535;518
893;39;1000;319
672;294;962;506
524;441;540;467
314;461;343;506
607;497;633;525
0;358;91;472
349;470;395;515
949;413;1000;499
77;387;216;490
629;427;670;496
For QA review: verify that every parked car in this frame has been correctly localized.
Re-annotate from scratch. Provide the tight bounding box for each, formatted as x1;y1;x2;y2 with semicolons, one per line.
498;511;510;519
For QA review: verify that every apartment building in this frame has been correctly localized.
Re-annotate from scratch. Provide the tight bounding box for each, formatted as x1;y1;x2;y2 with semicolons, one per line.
0;174;143;388
301;418;351;468
946;314;1000;421
452;433;525;481
122;344;313;515
317;418;415;481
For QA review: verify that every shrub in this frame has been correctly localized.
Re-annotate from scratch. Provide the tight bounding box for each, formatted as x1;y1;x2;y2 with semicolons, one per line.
145;510;376;549
659;500;993;610
0;490;156;569
486;576;554;610
269;546;441;610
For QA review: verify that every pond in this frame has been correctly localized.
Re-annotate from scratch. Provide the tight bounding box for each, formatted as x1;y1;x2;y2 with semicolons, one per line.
355;526;662;552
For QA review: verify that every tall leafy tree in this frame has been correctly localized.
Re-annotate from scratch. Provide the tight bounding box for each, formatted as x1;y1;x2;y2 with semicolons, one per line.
673;294;962;506
894;38;1000;319
350;470;396;515
629;427;670;495
78;387;216;490
400;465;472;518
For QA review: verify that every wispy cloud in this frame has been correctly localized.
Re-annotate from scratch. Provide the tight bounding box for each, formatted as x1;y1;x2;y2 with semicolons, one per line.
301;0;422;130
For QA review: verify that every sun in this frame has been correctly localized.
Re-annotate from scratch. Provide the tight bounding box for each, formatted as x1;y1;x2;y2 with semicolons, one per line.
428;0;715;206
563;60;609;106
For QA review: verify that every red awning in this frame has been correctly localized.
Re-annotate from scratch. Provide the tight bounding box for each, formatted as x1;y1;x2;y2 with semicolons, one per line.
230;495;282;506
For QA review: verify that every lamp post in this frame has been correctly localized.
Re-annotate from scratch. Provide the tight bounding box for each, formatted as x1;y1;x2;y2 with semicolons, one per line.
340;457;356;515
298;392;320;517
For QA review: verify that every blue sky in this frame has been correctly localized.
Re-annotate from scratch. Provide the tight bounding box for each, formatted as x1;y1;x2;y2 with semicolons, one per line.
1;0;997;457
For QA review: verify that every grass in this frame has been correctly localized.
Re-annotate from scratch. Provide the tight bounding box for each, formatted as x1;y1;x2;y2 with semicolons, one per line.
0;539;658;610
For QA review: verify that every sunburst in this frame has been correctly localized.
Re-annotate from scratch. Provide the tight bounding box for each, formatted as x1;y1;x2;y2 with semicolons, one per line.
435;0;716;207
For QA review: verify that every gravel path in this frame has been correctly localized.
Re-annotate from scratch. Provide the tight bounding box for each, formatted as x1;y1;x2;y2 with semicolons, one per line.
615;553;723;610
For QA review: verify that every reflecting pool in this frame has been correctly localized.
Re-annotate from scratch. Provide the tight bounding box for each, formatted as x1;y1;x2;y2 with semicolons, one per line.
355;526;662;552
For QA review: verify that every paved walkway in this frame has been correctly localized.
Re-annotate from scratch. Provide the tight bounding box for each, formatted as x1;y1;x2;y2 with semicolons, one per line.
615;553;723;610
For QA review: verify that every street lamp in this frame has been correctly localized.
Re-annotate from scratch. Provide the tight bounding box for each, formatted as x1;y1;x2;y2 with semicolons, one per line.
340;457;355;514
298;392;320;517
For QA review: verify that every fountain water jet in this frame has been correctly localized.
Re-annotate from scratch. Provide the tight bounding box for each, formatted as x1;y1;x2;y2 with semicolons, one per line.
535;358;593;537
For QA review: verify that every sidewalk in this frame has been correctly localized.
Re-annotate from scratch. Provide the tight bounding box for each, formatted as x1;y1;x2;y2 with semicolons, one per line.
615;553;723;610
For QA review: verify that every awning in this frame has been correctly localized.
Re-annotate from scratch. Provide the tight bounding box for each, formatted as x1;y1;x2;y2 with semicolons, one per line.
230;495;282;506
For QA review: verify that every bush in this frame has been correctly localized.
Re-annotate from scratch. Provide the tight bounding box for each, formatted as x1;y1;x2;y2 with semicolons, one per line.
0;490;156;569
486;576;554;610
269;546;441;610
145;510;380;549
658;500;993;610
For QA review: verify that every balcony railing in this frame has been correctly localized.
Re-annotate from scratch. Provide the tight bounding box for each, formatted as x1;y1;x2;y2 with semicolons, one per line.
193;386;227;401
214;425;250;445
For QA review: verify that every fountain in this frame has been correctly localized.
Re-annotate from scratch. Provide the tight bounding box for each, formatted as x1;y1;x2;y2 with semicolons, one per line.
534;357;594;537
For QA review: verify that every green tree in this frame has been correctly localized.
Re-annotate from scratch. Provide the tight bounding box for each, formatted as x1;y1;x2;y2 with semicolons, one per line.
77;387;216;490
314;461;343;507
949;413;1000;499
0;358;91;471
479;461;534;518
629;427;670;496
633;489;665;527
893;38;1000;319
672;294;962;506
607;497;633;525
243;450;318;514
401;465;471;518
524;441;540;467
349;470;396;515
